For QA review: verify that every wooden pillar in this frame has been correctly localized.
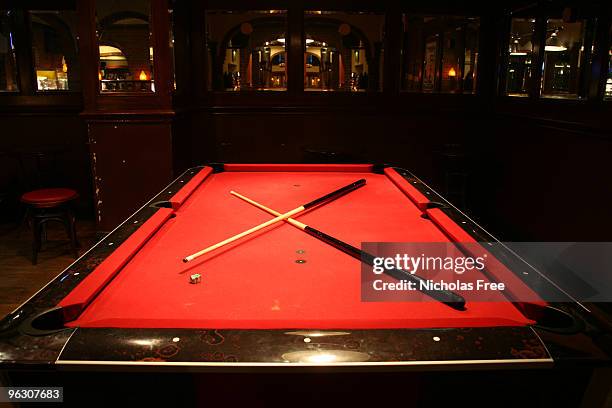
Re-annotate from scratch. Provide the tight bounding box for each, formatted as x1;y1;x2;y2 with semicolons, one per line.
77;0;179;232
383;10;402;94
287;7;304;95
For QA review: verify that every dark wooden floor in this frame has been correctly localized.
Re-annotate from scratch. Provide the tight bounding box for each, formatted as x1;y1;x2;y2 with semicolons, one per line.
0;220;97;319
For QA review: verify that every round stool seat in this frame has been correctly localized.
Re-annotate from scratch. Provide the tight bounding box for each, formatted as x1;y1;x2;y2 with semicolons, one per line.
21;188;79;208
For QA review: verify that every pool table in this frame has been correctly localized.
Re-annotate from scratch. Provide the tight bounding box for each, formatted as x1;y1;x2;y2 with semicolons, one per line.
0;164;607;371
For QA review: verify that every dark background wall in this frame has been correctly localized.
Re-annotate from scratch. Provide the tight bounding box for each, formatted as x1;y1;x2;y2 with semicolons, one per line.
0;0;610;241
471;106;612;241
2;93;610;242
0;112;92;222
186;111;612;242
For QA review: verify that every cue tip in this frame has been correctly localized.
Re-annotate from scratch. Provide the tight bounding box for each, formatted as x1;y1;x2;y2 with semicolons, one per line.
182;258;189;263
449;302;466;311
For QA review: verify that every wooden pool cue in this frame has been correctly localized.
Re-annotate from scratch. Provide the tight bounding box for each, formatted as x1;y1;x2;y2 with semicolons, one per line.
230;191;466;310
182;179;366;263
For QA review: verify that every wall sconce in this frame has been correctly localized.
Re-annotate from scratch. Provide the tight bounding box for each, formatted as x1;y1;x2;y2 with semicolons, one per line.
62;56;68;73
240;22;253;35
545;31;567;52
510;38;528;56
139;70;148;81
448;67;457;77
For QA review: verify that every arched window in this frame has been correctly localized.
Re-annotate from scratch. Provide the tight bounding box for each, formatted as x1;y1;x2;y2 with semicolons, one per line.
29;10;80;91
304;11;385;92
206;10;287;91
96;1;154;93
0;10;18;92
401;15;479;94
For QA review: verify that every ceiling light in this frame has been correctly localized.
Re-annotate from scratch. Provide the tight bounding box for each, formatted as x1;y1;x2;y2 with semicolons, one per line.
544;45;567;52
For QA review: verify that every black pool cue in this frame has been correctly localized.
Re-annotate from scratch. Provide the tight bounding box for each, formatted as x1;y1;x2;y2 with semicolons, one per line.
183;179;366;262
231;191;466;311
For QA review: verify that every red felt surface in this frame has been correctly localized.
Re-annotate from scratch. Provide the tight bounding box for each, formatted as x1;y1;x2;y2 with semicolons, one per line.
224;164;374;173
59;208;175;318
169;167;213;209
384;168;431;210
65;168;534;329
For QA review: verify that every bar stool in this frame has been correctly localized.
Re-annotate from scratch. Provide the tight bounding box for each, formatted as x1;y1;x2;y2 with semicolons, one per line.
21;188;79;265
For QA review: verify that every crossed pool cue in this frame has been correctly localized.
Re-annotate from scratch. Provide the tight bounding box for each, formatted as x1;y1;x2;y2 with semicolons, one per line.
182;179;465;310
182;179;366;262
231;191;465;310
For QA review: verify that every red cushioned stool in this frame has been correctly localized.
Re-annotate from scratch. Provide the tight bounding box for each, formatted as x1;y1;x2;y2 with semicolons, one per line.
21;188;79;265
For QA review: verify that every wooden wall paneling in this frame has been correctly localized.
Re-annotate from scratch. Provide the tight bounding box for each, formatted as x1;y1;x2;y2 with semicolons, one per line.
192;2;208;97
383;10;402;94
198;109;474;184
470;117;612;241
76;0;98;112
1;0;610;243
76;0;177;230
475;15;494;99
170;0;192;101
189;109;214;165
88;120;173;231
588;9;611;101
492;14;511;97
529;15;546;99
171;111;194;173
287;6;305;95
150;0;173;104
12;9;35;96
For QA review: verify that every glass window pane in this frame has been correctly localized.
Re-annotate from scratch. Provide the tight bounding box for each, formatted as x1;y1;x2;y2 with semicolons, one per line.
440;25;459;93
401;16;425;92
304;11;384;92
541;19;588;99
29;10;80;91
606;43;612;100
401;16;479;94
505;18;535;96
0;10;19;92
462;21;479;94
422;32;439;92
96;0;154;93
206;10;287;91
169;6;175;91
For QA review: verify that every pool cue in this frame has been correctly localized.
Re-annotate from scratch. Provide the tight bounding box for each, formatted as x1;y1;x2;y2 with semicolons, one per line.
231;191;466;311
182;179;366;263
